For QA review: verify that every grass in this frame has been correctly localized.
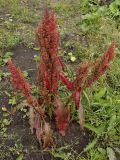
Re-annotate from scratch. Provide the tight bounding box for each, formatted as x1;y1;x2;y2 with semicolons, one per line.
0;0;43;55
0;0;120;159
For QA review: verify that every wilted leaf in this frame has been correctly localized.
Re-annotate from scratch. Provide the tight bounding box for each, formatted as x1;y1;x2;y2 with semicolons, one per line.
54;98;70;136
9;96;17;105
36;128;43;144
78;103;85;130
43;123;53;149
2;107;7;112
29;107;34;133
11;107;17;115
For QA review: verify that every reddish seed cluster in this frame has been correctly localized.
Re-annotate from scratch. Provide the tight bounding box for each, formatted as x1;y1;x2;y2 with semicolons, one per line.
8;60;34;106
72;42;116;109
85;42;115;88
36;9;62;94
74;62;90;90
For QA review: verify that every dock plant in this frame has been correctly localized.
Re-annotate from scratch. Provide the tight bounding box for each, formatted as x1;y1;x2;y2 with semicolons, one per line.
8;9;115;149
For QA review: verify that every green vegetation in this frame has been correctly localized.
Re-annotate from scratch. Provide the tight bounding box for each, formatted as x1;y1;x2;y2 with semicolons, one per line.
0;0;43;56
0;0;120;160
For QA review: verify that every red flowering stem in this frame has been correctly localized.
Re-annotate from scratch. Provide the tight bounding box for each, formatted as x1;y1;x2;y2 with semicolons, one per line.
85;42;115;88
72;42;115;110
8;59;34;106
36;9;62;95
57;56;64;71
43;71;51;90
60;72;74;91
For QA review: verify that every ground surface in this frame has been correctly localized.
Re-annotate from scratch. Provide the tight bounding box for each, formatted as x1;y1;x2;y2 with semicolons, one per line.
0;0;120;160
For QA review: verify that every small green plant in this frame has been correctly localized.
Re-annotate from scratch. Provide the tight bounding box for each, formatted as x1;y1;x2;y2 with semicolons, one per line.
0;112;12;137
10;143;24;160
0;52;13;66
8;9;115;149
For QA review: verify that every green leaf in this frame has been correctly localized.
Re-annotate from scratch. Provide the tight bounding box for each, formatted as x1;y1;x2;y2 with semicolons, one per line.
33;55;40;62
114;147;120;154
23;71;28;77
3;52;14;63
85;123;100;135
68;52;73;56
3;119;11;125
33;47;40;51
70;56;76;62
16;154;23;160
98;147;106;155
108;114;116;132
80;23;90;32
4;52;14;58
51;151;66;159
3;72;10;77
94;87;106;100
3;58;9;63
109;2;118;13
83;139;97;152
9;96;17;105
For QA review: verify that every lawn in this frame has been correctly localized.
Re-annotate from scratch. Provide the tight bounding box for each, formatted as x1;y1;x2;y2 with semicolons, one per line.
0;0;120;160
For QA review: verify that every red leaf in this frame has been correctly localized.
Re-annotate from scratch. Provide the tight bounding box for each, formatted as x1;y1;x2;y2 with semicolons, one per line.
60;73;74;90
74;90;81;110
54;99;70;136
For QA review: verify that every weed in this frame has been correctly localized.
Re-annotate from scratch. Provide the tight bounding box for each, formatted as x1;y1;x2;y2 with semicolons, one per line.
0;0;120;159
7;9;116;150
